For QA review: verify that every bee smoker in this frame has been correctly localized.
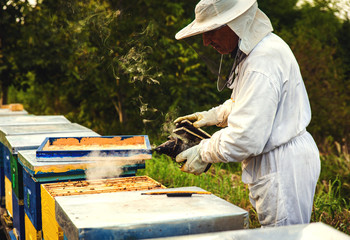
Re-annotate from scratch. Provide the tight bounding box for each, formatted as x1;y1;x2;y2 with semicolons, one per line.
154;120;212;172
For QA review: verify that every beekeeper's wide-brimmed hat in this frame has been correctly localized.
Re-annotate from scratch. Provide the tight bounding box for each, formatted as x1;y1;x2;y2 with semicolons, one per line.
175;0;256;40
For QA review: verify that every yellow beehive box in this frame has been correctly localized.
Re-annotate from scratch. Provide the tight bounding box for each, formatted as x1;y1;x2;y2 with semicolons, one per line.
41;176;165;240
5;176;13;217
25;213;42;240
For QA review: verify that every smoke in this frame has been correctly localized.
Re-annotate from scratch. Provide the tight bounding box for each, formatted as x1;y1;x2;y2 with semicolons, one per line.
161;111;179;138
84;150;146;180
85;160;124;180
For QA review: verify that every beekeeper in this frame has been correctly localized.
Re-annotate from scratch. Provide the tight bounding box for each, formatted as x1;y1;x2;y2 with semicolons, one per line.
174;0;321;227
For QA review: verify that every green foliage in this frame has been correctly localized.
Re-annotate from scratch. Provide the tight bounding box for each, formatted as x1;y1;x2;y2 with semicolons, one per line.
277;0;350;141
313;178;350;234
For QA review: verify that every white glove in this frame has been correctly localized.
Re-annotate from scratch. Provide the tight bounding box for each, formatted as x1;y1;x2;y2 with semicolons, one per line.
174;111;218;128
175;145;209;175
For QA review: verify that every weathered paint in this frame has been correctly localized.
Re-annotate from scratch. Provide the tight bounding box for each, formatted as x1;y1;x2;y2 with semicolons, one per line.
23;168;43;229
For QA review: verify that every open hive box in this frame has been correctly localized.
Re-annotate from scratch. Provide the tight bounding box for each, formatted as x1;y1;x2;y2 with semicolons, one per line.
43;176;165;197
41;176;165;240
36;135;152;162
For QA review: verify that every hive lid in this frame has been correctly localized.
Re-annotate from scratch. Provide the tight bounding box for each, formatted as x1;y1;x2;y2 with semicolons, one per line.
55;186;249;240
0;115;70;126
4;130;99;154
36;135;152;162
0;108;28;116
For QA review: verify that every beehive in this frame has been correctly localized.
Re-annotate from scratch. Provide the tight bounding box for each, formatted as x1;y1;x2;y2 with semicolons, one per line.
0;115;70;207
41;176;165;240
0;123;99;240
55;186;249;240
17;133;146;240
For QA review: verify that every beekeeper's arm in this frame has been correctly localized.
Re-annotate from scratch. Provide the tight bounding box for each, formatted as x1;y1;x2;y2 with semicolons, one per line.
174;99;234;128
200;70;280;163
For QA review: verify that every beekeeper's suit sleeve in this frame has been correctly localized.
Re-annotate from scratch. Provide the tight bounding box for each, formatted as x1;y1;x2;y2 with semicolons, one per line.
200;70;280;163
202;98;235;128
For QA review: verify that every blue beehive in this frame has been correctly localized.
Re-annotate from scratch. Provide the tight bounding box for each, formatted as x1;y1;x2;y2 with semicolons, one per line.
17;134;150;239
0;123;99;240
0;115;71;205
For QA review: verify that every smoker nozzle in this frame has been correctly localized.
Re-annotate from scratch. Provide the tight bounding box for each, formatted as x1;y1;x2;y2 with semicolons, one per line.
153;136;186;159
154;135;212;173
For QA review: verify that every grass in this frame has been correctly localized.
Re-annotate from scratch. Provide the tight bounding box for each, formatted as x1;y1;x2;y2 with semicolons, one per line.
137;141;350;234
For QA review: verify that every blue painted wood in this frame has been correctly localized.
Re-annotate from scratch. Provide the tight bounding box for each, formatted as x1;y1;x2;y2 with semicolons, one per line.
12;191;25;240
23;168;42;230
3;146;11;179
0;143;5;206
36;135;152;159
8;230;17;240
0;142;3;164
0;167;4;206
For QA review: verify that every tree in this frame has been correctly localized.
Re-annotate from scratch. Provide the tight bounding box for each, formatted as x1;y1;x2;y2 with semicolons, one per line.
0;0;30;104
278;0;350;141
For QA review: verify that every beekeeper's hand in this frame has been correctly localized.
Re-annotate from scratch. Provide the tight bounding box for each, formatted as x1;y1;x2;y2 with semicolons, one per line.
176;145;209;175
174;111;218;128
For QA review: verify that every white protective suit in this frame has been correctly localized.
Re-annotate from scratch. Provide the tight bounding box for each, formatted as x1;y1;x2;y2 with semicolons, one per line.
199;31;321;226
176;0;321;227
